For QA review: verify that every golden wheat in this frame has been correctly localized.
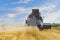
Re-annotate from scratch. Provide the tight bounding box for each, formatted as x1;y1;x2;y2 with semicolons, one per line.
0;24;60;40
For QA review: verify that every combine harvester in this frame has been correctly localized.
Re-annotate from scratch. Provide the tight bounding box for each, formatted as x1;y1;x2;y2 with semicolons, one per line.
26;9;51;30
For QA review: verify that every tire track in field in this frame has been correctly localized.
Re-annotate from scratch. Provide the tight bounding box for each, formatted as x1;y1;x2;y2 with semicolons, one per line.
40;30;60;40
38;31;56;40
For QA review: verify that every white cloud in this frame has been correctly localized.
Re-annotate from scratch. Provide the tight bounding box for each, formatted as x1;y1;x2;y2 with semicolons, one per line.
44;10;60;23
40;4;56;11
11;0;33;4
20;0;31;3
12;7;27;14
7;14;16;18
11;4;56;14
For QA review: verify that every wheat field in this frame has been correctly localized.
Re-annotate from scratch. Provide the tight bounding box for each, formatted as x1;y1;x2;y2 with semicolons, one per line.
0;24;60;40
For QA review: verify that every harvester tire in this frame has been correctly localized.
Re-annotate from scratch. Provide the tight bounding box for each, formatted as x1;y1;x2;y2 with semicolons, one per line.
37;25;43;30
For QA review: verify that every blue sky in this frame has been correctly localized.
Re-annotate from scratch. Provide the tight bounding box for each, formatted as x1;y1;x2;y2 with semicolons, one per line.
0;0;60;24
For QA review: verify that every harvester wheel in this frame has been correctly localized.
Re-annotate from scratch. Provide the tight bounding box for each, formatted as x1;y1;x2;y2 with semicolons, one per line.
37;25;43;30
